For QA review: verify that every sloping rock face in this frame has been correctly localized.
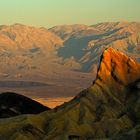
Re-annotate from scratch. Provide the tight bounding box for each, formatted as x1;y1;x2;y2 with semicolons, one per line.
0;92;50;118
0;48;140;140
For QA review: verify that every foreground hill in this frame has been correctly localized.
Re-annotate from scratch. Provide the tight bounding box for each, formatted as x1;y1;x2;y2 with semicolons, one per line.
0;48;140;139
0;92;50;118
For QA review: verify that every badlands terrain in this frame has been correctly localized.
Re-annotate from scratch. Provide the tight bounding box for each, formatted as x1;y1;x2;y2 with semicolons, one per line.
0;48;140;139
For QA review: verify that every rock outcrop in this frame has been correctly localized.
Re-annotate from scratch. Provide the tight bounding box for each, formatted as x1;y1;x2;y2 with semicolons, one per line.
0;48;140;139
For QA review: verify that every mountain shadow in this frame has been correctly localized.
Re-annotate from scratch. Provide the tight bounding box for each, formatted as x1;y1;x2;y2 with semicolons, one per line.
0;92;50;118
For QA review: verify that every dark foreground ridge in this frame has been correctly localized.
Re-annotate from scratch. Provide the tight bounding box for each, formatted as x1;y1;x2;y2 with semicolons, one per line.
0;92;50;118
0;47;140;140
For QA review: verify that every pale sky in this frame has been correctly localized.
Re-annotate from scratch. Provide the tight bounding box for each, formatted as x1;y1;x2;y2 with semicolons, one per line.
0;0;139;28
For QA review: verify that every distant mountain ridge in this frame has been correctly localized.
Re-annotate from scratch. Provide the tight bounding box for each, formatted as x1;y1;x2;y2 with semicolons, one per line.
0;48;140;139
0;22;139;73
50;22;140;71
0;23;63;79
0;22;140;99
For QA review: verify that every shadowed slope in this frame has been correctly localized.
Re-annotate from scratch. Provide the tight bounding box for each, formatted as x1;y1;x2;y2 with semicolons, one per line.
0;92;50;118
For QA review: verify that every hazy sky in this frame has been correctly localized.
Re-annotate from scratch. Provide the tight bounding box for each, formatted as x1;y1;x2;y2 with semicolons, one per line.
0;0;139;28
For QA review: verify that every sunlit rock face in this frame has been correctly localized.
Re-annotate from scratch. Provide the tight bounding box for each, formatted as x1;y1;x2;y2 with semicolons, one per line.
94;47;140;98
0;48;140;140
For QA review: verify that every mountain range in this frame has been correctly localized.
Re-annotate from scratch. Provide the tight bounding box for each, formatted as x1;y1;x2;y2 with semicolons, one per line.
1;22;140;73
50;22;140;71
0;22;140;107
0;48;140;139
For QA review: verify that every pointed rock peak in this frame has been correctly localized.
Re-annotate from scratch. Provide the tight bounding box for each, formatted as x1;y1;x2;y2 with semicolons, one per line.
95;47;140;86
